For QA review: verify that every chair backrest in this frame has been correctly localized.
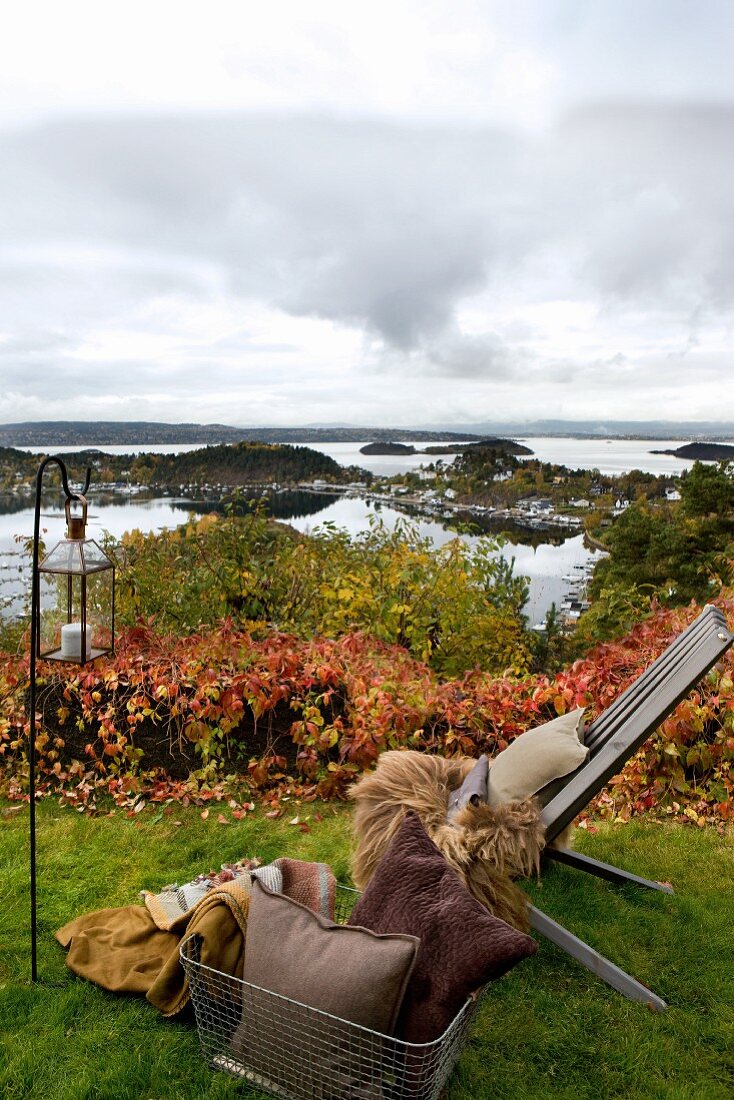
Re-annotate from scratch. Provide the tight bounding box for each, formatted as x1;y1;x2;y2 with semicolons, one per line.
540;605;734;842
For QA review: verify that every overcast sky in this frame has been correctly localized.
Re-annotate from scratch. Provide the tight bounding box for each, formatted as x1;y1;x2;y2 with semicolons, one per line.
1;1;734;429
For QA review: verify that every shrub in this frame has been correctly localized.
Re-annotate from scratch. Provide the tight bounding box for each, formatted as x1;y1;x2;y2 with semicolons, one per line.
114;510;531;677
1;599;732;825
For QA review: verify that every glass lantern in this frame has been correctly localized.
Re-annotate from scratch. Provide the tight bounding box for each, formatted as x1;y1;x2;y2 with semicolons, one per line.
36;496;115;663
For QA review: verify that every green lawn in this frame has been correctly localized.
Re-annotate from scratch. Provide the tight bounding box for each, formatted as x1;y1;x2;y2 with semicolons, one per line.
1;802;732;1100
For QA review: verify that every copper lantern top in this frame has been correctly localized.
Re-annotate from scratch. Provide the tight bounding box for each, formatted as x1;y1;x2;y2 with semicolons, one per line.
65;496;87;540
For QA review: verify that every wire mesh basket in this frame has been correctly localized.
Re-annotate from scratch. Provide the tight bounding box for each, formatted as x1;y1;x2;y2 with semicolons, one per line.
180;884;484;1100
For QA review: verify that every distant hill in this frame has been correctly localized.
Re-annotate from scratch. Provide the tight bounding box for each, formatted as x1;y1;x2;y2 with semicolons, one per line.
425;419;734;440
0;442;361;494
0;422;483;447
148;441;349;486
360;438;532;457
360;442;416;455
650;442;734;461
5;418;733;447
423;439;533;457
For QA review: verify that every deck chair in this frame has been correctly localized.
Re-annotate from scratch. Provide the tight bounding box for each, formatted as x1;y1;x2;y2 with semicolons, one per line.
526;603;734;1011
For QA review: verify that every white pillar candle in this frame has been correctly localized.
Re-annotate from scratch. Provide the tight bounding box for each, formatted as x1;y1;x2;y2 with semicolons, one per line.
60;622;92;660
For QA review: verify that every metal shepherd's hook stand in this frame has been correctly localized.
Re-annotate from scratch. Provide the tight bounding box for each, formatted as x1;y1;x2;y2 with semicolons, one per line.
28;456;91;982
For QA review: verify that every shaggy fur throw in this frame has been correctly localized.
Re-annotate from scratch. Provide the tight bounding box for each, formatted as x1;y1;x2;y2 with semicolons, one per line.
349;751;546;932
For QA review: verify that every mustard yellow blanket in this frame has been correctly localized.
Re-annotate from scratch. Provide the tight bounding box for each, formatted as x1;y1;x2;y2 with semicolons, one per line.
55;878;251;1017
55;857;335;1017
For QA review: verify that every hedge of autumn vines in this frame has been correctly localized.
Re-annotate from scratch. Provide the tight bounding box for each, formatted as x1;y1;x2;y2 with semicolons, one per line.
1;599;733;827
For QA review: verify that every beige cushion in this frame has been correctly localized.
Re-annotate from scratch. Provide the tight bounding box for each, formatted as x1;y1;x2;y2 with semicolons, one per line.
487;708;588;808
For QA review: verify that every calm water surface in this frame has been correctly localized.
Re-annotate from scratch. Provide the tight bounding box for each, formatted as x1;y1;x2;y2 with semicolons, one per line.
302;437;729;477
0;493;598;626
11;432;690;625
15;436;725;476
516;437;727;476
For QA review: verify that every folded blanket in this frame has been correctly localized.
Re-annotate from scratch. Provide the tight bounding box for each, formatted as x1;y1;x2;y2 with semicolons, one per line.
274;857;336;920
55;878;252;1017
56;857;336;1016
149;878;252;1016
143;861;283;932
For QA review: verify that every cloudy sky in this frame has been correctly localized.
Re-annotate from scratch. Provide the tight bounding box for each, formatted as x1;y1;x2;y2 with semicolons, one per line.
1;1;734;429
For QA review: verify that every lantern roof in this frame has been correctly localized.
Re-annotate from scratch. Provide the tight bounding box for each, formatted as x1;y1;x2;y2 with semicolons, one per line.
39;537;114;576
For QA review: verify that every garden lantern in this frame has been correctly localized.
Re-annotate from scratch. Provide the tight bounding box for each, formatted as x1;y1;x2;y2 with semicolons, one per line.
36;495;115;663
28;456;115;982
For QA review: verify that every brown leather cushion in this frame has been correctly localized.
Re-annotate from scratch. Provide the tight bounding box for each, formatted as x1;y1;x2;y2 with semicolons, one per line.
348;811;537;1043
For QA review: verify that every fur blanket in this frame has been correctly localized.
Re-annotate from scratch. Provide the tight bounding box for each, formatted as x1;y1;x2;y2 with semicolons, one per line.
349;751;545;932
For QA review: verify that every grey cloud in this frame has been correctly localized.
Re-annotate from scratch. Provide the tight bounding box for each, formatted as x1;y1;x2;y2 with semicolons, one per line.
1;103;734;390
553;104;734;307
0;114;522;349
425;331;528;379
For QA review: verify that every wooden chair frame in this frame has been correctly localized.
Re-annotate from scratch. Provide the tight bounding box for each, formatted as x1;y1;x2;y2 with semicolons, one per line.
527;604;734;1010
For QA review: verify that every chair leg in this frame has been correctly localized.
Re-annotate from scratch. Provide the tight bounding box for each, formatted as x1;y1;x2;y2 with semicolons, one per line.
545;847;674;894
528;904;668;1012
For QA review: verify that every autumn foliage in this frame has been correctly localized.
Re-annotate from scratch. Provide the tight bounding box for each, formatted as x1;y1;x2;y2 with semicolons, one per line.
1;598;733;826
114;510;531;679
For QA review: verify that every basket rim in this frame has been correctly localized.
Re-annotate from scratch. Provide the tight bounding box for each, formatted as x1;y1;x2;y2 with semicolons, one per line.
179;932;478;1050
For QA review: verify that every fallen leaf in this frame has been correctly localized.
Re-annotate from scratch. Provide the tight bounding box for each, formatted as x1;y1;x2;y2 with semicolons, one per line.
200;809;209;820
217;814;231;825
172;820;183;827
289;815;300;825
265;810;281;819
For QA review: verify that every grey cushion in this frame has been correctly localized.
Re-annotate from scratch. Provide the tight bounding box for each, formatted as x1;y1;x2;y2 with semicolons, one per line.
447;754;489;822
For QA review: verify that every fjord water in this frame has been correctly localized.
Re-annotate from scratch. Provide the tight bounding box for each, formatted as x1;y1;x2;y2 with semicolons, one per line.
16;436;716;476
3;435;710;625
0;491;598;626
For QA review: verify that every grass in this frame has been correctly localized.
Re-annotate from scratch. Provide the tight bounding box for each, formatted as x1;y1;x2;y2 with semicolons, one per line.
1;801;732;1100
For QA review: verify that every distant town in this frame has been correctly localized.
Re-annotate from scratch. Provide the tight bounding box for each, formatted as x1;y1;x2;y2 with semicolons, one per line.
2;418;734;448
